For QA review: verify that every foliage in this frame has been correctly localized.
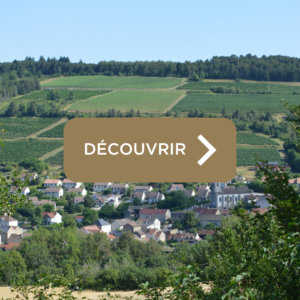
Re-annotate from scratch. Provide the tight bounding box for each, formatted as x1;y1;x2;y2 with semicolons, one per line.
69;90;184;113
237;147;283;166
45;150;64;165
38;122;66;138
248;179;264;192
183;211;198;228
157;190;197;210
237;132;279;145
0;117;60;139
0;140;63;163
172;93;300;113
19;158;49;174
83;194;95;207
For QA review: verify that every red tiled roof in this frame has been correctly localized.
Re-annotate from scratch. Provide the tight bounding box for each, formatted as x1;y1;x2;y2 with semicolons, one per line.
75;216;84;219
1;242;20;250
44;179;60;184
42;212;57;218
108;234;116;239
198;230;215;235
62;178;75;183
252;208;268;215
140;208;168;214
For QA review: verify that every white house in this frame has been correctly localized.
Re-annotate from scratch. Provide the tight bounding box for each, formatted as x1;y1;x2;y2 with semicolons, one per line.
146;229;166;242
110;184;128;194
21;173;38;182
131;192;146;203
137;217;161;231
44;188;64;199
75;216;84;223
93;182;112;192
44;179;62;187
93;219;111;234
1;215;18;227
168;184;185;192
134;186;153;193
184;190;196;197
107;195;120;206
10;186;30;197
148;192;165;204
29;197;57;210
62;178;81;189
73;196;85;205
42;212;62;225
67;188;87;196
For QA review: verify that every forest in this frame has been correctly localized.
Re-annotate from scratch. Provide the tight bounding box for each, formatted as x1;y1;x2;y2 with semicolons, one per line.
1;55;300;83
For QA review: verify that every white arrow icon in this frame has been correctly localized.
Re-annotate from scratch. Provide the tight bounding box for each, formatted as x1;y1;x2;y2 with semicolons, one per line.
198;135;216;166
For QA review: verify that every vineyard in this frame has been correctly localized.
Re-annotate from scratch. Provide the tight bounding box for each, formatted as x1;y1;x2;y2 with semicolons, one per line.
45;150;64;165
68;90;184;112
38;123;65;138
42;76;182;89
236;147;283;166
19;89;111;100
178;81;300;94
171;93;300;113
0;140;64;163
0;117;60;139
237;133;279;145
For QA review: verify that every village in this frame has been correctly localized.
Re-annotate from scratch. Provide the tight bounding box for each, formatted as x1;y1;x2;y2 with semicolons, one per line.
0;160;293;252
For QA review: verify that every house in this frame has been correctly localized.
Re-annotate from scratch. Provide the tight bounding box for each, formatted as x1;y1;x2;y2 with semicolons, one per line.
130;192;146;203
0;243;20;252
148;192;165;204
107;195;120;206
0;216;24;244
197;185;210;192
288;178;300;188
93;182;112;192
255;195;272;209
197;213;223;227
93;219;111;234
256;161;290;171
194;207;221;215
111;219;130;231
123;206;144;218
171;212;184;221
169;232;201;245
252;208;268;215
139;208;171;223
209;182;254;208
146;229;166;242
75;216;84;223
110;183;128;194
44;179;62;187
79;225;102;235
221;209;232;216
67;188;87;196
134;186;153;193
198;230;215;239
20;173;37;182
44;188;63;199
107;234;117;241
197;189;211;202
29;197;57;210
123;221;141;233
134;230;147;239
184;190;196;197
1;216;18;227
74;196;84;205
136;217;161;231
168;184;185;192
7;232;31;244
62;178;81;189
95;196;107;208
42;212;62;225
10;186;30;197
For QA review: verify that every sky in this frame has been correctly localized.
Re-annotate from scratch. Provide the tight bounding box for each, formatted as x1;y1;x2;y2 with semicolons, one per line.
1;0;299;63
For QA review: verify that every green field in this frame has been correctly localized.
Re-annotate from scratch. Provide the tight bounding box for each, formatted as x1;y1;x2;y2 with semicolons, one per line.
38;123;65;138
178;81;300;94
171;94;300;113
0;140;64;163
42;76;182;89
237;147;283;166
19;89;110;100
45;150;64;165
0;117;60;139
237;133;279;145
68;90;184;112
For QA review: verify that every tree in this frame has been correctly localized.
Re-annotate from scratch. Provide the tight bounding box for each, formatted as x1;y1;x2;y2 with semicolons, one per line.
132;197;142;206
248;179;264;192
102;188;112;195
63;217;77;228
82;208;98;225
5;101;18;116
74;204;84;213
83;194;95;208
42;203;54;212
172;219;183;230
204;222;215;230
68;91;74;100
27;102;38;116
183;211;197;228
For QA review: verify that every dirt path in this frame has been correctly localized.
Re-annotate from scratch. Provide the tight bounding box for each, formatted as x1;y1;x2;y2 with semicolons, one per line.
40;77;64;85
39;145;64;161
167;77;188;90
163;91;187;113
26;117;68;138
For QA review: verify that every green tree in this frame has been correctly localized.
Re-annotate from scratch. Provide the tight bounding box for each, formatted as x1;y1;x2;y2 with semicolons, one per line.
83;194;95;207
63;217;77;228
5;101;18;116
42;203;54;212
183;211;197;228
132;197;142;206
173;219;183;230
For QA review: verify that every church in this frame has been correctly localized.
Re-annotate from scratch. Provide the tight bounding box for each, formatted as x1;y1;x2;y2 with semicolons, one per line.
210;182;254;208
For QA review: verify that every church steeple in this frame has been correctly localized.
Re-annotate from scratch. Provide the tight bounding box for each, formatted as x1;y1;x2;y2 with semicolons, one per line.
212;182;222;192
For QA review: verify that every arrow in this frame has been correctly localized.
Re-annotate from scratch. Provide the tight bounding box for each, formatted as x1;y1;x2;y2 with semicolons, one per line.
198;135;216;166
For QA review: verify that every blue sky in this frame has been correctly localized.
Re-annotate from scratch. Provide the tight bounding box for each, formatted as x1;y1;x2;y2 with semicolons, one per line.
1;0;299;63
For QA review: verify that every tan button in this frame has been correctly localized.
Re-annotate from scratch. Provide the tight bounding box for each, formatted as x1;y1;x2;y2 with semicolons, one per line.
64;118;236;182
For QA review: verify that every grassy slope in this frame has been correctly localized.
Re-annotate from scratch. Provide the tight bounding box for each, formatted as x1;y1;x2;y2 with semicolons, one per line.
68;90;185;112
41;76;182;89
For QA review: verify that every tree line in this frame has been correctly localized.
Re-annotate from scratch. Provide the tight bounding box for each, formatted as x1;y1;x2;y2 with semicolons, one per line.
1;54;300;81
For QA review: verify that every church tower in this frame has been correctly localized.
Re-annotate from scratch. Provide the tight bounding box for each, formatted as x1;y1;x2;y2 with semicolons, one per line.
210;182;223;208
